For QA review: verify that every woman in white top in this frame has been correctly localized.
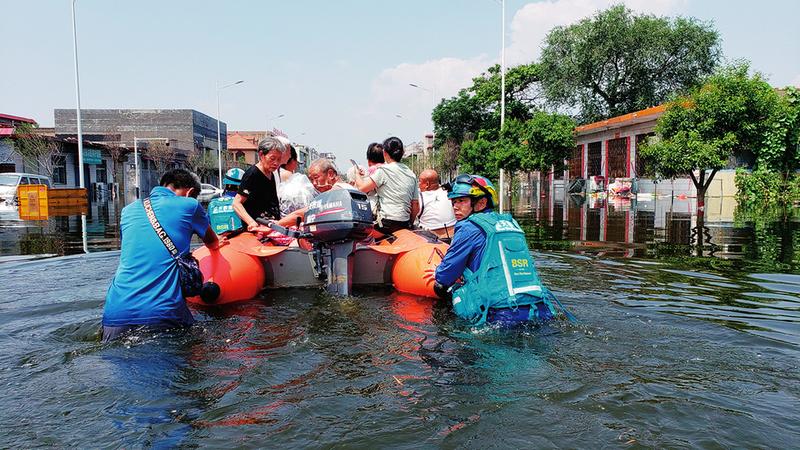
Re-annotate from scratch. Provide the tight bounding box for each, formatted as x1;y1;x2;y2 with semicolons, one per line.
353;137;419;234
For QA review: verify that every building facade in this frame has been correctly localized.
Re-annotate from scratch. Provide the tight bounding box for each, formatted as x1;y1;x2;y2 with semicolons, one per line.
0;113;38;173
55;109;226;200
543;104;746;199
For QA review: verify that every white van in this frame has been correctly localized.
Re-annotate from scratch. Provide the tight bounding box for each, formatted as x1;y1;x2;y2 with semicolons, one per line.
0;172;53;206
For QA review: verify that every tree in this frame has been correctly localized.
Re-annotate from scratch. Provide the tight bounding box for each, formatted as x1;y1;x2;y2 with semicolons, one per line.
185;148;217;182
106;144;130;198
10;123;63;179
432;63;542;149
640;64;783;214
503;112;576;174
457;112;575;179
457;133;497;177
434;138;460;181
146;141;174;173
539;5;721;123
432;90;491;149
758;86;800;175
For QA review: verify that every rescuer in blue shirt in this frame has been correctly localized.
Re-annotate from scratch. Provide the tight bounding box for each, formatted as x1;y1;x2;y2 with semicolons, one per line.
102;169;223;342
432;174;557;326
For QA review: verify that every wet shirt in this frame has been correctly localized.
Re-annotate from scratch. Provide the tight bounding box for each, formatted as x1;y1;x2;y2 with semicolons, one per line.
369;162;419;222
238;164;280;220
434;211;490;286
102;186;210;327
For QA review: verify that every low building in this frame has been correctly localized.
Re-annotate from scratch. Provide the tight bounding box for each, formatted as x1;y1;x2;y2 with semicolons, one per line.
227;131;265;166
55;109;227;200
0;113;38;173
543;104;746;199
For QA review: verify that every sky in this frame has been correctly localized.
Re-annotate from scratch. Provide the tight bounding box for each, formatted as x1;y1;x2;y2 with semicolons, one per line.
2;0;799;165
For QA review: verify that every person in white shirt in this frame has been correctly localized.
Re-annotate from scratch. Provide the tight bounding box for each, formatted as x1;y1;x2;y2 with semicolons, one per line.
417;169;456;239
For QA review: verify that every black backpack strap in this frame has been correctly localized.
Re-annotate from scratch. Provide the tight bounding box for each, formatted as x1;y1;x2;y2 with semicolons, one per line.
142;196;179;258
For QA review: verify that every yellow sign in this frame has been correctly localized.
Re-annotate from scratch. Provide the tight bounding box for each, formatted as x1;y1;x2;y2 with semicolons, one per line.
18;185;49;220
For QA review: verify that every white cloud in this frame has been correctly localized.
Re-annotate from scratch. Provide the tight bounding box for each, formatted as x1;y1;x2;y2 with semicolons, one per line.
506;0;688;65
369;55;492;113
363;0;688;141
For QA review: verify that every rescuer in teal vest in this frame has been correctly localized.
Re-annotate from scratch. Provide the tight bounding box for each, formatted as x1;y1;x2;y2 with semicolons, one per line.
208;168;245;234
433;174;558;326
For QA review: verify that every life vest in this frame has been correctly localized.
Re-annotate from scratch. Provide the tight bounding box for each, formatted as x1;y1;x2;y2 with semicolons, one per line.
208;195;242;234
451;212;557;325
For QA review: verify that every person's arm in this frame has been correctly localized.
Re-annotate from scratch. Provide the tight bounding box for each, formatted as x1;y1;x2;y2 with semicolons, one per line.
434;223;482;286
410;198;420;222
201;225;221;249
353;175;377;193
232;193;259;231
276;207;306;227
353;165;379;192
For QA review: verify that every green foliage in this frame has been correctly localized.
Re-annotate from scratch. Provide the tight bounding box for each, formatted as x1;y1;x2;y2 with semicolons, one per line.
432;63;542;149
457;133;497;177
431;91;491;149
736;169;800;206
456;112;575;178
758;86;800;173
539;5;720;123
640;64;780;183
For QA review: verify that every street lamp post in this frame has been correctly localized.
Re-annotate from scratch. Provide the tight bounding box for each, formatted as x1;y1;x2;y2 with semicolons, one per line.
132;137;169;199
499;0;507;213
216;80;244;189
70;0;87;254
409;83;438;170
266;114;285;135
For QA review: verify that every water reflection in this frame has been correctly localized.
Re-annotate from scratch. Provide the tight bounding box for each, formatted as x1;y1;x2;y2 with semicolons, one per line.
515;188;800;272
0;199;122;257
0;193;798;275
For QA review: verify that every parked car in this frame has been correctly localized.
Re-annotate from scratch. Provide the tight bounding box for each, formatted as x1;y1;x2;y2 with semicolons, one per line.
0;173;52;206
198;183;223;202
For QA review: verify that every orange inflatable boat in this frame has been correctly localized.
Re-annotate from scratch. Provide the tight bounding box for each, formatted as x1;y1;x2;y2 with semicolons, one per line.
189;189;448;305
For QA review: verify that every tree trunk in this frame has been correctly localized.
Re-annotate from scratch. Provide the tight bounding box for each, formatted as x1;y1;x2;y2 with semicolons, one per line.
688;168;718;257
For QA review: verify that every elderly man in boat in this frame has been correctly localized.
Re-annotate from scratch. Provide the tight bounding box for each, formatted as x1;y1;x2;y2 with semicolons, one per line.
273;158;356;227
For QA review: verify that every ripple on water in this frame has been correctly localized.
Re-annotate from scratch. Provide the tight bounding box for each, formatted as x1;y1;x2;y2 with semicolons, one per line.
0;251;799;447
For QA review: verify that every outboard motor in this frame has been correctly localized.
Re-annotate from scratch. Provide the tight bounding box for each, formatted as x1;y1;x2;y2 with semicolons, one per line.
302;189;373;296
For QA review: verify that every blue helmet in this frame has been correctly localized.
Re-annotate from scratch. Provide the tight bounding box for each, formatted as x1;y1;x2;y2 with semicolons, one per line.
224;168;245;186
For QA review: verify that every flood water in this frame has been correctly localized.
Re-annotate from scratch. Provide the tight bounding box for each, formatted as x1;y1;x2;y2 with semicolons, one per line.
1;195;799;447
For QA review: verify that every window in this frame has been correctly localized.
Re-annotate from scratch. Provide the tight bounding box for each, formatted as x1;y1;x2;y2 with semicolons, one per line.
20;177;30;184
587;142;602;176
607;137;628;178
96;160;108;183
52;155;67;185
569;145;583;179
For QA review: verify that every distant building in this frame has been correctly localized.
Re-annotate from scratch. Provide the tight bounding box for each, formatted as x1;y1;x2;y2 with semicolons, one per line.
403;141;425;157
0;113;38;173
318;152;336;164
55;109;226;200
227;131;266;166
423;133;434;157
